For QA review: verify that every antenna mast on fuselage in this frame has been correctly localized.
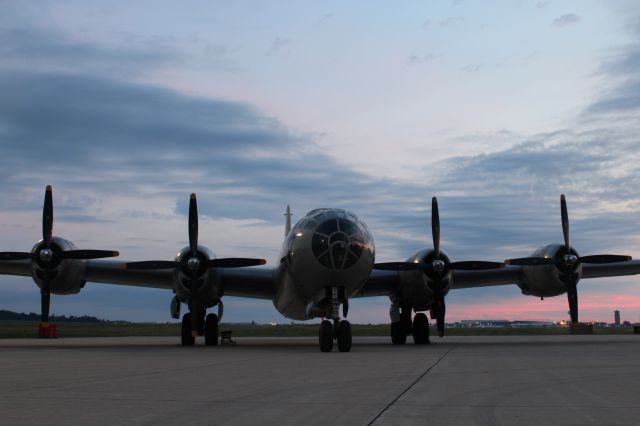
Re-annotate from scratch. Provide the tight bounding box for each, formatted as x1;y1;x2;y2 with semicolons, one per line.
284;205;292;236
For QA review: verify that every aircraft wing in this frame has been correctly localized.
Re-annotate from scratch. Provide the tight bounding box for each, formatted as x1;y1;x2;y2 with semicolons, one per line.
88;260;276;299
219;267;276;299
85;260;173;289
0;260;31;278
357;260;640;297
0;259;278;299
451;266;522;289
581;260;640;279
0;259;175;290
356;267;521;297
87;262;277;299
451;260;640;287
354;270;399;297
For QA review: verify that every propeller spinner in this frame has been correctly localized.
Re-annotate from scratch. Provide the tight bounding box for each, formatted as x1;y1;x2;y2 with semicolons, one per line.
504;194;632;324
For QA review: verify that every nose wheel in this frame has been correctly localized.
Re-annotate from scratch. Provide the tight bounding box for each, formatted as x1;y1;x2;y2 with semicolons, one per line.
319;319;352;352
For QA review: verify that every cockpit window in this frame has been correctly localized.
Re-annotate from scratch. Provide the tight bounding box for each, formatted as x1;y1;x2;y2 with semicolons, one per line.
312;216;365;270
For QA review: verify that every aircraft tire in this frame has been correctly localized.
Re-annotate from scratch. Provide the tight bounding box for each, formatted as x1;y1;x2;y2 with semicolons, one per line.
337;320;352;352
319;320;333;352
181;313;195;346
205;313;219;346
412;313;430;345
391;321;407;345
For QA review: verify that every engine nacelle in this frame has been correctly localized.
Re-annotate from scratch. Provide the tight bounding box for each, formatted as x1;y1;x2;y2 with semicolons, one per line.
172;245;221;308
517;244;582;297
397;248;452;311
29;237;87;295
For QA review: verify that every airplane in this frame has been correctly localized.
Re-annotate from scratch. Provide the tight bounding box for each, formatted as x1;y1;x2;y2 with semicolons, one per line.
1;186;639;352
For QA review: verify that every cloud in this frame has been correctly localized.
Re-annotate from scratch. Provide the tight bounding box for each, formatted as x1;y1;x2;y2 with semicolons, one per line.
552;14;580;28
317;13;333;24
0;27;180;78
584;44;640;118
440;17;463;27
460;63;481;72
267;37;292;56
408;53;435;65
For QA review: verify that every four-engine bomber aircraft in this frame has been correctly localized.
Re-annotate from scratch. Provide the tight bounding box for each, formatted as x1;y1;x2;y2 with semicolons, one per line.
1;186;640;352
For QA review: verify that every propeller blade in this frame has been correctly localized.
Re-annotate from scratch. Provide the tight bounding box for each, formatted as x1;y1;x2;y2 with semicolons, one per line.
579;254;632;264
436;298;446;337
504;257;556;266
565;274;579;324
431;277;447;337
373;262;428;271
40;264;52;326
560;194;570;253
188;193;198;257
43;185;53;246
61;250;119;260
432;197;440;259
122;260;178;270
449;261;505;270
0;252;34;261
40;287;50;325
206;258;266;268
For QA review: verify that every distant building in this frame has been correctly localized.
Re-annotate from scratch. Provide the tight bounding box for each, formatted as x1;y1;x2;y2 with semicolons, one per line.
460;320;511;328
511;320;554;328
615;310;621;327
459;319;555;328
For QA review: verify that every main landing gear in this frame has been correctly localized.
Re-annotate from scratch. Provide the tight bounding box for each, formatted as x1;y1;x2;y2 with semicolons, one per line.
390;305;430;345
318;287;352;352
181;311;219;346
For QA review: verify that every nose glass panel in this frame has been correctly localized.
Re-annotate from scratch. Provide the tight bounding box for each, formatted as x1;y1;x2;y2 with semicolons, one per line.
311;218;365;270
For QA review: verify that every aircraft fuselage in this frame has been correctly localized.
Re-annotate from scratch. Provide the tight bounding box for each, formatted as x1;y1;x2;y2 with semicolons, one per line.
272;208;375;320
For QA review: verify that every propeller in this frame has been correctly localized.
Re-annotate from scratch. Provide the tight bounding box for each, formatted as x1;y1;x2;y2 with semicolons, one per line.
122;193;266;336
374;197;504;337
504;194;632;324
0;186;119;330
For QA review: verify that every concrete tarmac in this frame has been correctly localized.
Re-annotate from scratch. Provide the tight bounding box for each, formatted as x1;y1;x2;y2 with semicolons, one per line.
0;335;639;425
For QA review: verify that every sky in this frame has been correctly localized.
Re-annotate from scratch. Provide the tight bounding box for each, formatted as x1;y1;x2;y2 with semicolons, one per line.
1;0;640;324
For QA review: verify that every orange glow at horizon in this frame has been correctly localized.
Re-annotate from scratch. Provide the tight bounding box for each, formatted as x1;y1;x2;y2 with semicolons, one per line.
446;292;640;323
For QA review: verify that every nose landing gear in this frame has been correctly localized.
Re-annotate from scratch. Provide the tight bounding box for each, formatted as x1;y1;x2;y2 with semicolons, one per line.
318;286;352;352
319;319;352;352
